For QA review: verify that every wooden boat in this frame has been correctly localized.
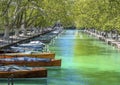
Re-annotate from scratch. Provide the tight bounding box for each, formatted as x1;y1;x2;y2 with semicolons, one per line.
0;52;55;59
0;50;16;53
0;65;47;78
0;57;61;67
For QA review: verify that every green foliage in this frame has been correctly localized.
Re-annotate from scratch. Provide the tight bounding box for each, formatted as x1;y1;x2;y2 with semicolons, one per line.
0;0;120;31
73;0;120;31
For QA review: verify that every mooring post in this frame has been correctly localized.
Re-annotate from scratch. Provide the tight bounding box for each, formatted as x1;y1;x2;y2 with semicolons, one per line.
8;74;14;85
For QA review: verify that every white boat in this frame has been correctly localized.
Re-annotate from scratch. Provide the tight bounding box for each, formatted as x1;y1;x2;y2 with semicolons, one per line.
10;46;44;52
19;41;45;47
10;41;45;52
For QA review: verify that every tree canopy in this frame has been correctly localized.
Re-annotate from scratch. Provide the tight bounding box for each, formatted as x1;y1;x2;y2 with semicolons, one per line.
73;0;120;31
0;0;120;31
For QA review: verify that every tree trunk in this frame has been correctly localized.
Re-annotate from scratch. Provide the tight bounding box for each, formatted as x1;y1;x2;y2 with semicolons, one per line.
23;28;27;35
15;29;19;37
40;26;43;33
21;24;27;36
33;27;37;34
3;26;10;40
110;31;112;39
115;31;119;40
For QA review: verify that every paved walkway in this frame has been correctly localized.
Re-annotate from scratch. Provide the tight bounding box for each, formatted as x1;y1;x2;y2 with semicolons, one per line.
0;28;53;49
84;30;120;49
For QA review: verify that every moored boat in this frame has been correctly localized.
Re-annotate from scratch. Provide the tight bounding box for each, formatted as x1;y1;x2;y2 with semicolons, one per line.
0;50;16;53
9;40;46;52
0;52;55;59
0;65;47;78
10;45;44;52
18;41;45;47
0;57;61;67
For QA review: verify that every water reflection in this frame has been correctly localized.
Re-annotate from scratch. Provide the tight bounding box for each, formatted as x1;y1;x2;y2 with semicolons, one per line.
0;78;47;85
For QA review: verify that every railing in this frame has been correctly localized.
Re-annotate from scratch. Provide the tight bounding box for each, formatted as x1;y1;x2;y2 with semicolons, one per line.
8;74;14;85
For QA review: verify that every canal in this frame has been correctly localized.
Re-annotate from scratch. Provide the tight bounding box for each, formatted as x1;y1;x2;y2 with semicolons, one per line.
1;30;120;85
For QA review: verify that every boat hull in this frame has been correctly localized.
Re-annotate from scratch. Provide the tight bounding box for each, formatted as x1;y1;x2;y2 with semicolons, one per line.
0;53;55;59
0;59;61;67
0;68;47;78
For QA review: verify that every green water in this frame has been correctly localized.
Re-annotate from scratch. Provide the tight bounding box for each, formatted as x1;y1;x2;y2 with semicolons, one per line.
1;30;120;85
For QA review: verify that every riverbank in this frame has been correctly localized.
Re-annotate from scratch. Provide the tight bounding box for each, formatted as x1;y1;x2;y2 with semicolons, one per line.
84;29;120;49
0;27;63;49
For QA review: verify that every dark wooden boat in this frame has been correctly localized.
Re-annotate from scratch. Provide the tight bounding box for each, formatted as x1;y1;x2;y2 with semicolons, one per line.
0;50;16;53
0;58;61;67
0;66;47;78
0;52;55;59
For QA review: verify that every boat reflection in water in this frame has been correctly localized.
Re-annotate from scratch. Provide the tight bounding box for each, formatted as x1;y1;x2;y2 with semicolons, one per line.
0;78;47;85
